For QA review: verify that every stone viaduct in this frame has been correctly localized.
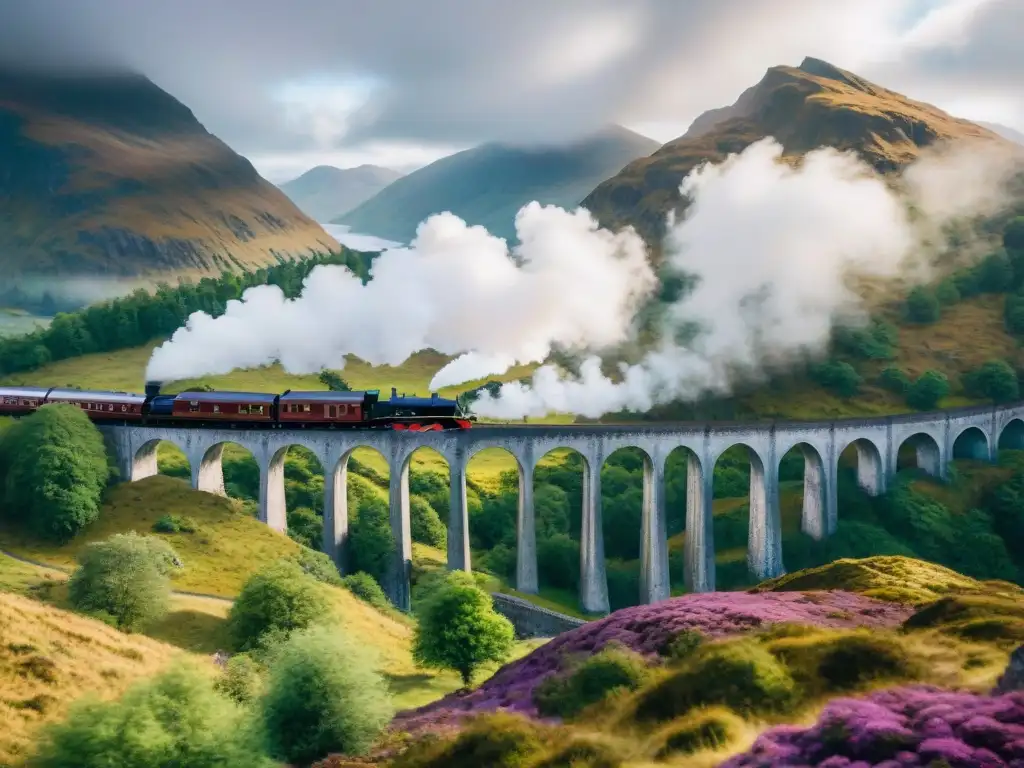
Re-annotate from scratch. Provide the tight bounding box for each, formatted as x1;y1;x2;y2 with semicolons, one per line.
100;402;1024;614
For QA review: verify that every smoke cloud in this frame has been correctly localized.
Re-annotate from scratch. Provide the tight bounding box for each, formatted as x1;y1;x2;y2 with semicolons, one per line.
471;137;1021;418
145;202;656;382
147;136;1020;419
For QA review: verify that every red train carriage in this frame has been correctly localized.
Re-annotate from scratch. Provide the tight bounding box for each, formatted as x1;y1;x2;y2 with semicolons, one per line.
44;388;146;420
278;390;371;425
170;390;277;423
0;386;51;416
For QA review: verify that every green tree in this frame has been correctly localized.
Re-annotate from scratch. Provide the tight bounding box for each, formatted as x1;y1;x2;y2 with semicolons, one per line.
412;572;515;687
963;359;1019;403
27;665;272;768
1;404;109;541
1005;294;1024;335
809;360;862;398
878;366;910;394
318;370;352;391
976;250;1015;293
67;533;179;630
227;560;330;651
348;496;395;585
259;624;394;764
934;278;961;306
905;370;949;411
411;495;447;548
904;286;941;324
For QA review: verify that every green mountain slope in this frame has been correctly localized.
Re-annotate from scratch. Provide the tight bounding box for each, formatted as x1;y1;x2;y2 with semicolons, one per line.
278;164;403;222
333;124;660;244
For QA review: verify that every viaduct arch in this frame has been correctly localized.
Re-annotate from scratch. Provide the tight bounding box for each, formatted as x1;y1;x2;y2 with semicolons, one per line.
101;401;1024;615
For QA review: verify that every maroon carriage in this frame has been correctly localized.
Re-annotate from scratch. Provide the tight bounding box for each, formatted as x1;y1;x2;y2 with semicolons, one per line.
170;390;277;423
43;387;146;420
278;390;370;426
0;386;50;416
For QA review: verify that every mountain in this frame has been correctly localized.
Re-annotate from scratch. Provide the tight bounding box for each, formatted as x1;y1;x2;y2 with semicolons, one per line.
582;57;1008;250
333;125;660;244
978;121;1024;145
0;67;337;291
278;164;402;222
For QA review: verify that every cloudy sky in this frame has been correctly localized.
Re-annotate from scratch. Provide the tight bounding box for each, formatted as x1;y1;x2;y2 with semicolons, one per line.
0;0;1020;182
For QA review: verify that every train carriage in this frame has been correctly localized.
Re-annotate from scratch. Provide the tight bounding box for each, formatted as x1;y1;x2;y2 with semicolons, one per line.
0;386;51;416
170;390;277;422
44;388;146;420
278;390;373;425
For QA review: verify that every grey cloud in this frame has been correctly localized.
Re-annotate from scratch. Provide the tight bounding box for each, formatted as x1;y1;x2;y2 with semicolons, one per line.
0;0;1020;167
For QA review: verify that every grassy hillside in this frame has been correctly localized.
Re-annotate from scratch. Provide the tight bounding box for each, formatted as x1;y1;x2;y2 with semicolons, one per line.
279;164;403;222
0;67;337;294
334;124;660;244
0;590;189;765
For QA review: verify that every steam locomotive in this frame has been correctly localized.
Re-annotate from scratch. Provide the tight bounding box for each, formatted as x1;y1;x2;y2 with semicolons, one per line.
0;382;474;432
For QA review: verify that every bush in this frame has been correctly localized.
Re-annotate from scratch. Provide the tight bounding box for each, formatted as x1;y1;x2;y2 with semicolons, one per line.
287;548;342;586
634;640;796;723
538;534;580;592
810;360;862;398
904;286;940;323
27;665;272;768
660;629;705;662
413;572;515;686
67;533;178;631
214;653;264;705
286;506;321;549
905;370;949;410
227;560;330;651
399;712;546;768
833;318;897;360
411;495;447;548
1005;294;1024;335
341;571;392;611
1;404;109;542
259;624;393;764
480;543;517;580
348;495;395;585
963;359;1019;402
534;642;650;719
976;250;1015;293
152;513;197;534
655;708;743;759
878;366;910;394
935;278;961;306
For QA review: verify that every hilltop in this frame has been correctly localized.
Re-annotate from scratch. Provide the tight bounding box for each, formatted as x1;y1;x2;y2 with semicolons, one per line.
333;124;660;244
0;67;337;304
582;56;1008;250
279;164;403;222
980;121;1024;145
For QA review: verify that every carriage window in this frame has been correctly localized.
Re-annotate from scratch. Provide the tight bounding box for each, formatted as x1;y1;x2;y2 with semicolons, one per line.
339;404;348;415
239;405;250;414
255;405;264;415
3;396;14;405
189;400;200;413
121;405;128;412
303;404;311;413
108;404;114;412
213;405;220;414
328;405;337;418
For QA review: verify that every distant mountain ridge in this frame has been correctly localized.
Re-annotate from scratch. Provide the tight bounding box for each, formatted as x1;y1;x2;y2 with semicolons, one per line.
978;121;1024;145
333;125;660;244
582;57;1010;252
279;164;403;222
0;67;337;294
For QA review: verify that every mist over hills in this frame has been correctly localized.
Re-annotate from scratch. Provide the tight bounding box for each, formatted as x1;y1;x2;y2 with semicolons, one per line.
278;164;403;223
0;67;336;304
979;121;1024;145
332;125;660;244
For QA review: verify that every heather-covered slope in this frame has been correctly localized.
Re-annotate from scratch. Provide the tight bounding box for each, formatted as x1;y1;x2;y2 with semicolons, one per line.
581;56;1007;252
0;67;337;293
334;124;659;244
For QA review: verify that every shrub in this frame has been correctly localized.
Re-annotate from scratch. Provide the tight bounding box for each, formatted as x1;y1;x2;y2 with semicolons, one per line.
633;640;796;723
769;631;922;694
480;542;517;580
534;739;623;768
833;318;897;360
534;642;650;719
287;547;342;586
976;249;1015;292
152;514;197;534
1005;293;1024;335
348;495;395;585
878;366;910;394
286;506;321;549
67;533;178;631
810;359;862;397
27;665;272;768
661;629;705;662
905;370;949;410
1;404;109;541
411;495;447;548
963;359;1019;402
538;533;580;591
935;278;961;305
227;560;330;651
214;653;264;705
400;713;546;768
904;286;940;323
655;708;743;758
259;624;393;764
413;572;515;686
341;571;392;611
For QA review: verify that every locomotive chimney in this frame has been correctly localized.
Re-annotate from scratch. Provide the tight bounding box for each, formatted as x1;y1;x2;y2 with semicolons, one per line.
391;387;397;399
145;381;162;398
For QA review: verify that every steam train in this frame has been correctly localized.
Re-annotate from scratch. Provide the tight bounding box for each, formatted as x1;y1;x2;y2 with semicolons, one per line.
0;382;474;432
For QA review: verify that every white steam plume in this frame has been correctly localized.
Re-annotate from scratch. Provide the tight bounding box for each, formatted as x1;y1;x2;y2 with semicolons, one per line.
145;202;657;383
472;137;1021;419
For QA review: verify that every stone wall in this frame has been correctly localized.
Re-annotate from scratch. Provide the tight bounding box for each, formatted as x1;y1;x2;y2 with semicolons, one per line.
491;593;587;638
